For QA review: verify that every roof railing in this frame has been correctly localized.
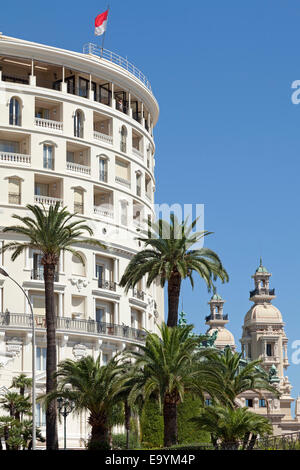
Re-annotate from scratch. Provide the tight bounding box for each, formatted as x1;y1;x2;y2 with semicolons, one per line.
83;43;152;93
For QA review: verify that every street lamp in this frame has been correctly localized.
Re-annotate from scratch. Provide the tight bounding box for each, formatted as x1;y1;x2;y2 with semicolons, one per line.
0;267;36;450
57;397;75;450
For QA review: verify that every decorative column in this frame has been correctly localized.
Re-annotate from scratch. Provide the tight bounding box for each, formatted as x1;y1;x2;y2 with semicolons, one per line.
113;258;118;284
111;82;115;109
58;293;63;317
128;92;132;117
29;59;36;86
89;73;94;100
61;66;67;92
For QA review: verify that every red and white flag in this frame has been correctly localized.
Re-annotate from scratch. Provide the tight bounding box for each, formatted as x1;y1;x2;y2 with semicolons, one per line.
95;10;109;36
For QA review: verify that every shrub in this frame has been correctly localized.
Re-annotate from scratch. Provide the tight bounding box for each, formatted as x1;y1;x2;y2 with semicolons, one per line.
177;395;210;445
140;399;164;448
112;433;140;450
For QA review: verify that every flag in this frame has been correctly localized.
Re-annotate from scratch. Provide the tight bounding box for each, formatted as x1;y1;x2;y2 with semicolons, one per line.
95;10;109;36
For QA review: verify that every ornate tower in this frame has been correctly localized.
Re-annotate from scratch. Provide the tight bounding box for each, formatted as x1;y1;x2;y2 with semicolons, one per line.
241;260;292;404
205;293;235;350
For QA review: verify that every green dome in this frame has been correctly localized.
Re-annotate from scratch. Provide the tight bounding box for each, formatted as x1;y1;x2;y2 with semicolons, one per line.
211;293;223;301
256;257;269;274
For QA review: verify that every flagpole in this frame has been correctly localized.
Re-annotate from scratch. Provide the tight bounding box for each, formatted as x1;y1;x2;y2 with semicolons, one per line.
101;5;110;57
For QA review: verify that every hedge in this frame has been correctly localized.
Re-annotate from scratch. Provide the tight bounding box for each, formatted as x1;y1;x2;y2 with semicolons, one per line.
140;395;210;448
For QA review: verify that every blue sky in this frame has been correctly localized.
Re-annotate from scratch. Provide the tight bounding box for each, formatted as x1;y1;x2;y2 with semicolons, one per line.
2;0;300;397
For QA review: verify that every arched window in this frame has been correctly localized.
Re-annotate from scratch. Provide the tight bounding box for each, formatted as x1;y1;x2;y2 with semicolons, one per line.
43;144;54;170
9;97;21;126
120;126;127;153
74;110;84;138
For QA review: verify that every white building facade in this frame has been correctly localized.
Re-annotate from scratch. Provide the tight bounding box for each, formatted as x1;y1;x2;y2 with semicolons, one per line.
0;35;164;447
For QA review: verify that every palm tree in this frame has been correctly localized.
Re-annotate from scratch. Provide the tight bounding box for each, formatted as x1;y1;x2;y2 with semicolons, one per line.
0;392;31;421
0;202;105;449
208;347;280;407
120;215;228;327
10;374;32;397
192;405;272;450
45;355;127;450
126;323;226;447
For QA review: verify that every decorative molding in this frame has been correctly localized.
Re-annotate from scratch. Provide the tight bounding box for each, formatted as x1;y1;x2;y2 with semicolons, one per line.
73;343;88;359
69;277;89;292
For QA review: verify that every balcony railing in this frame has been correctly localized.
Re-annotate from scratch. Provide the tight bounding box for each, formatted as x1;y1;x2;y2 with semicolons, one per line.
132;289;145;301
83;43;152;93
34;195;63;206
97;278;116;291
93;131;113;145
0;152;31;166
31;268;59;282
0;313;146;342
132;147;144;159
115;176;131;188
66;161;91;175
94;206;114;218
249;288;275;297
34;117;63;132
205;313;229;322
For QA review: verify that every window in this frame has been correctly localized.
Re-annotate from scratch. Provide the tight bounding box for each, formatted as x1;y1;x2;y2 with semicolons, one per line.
245;399;253;408
9;97;21;126
205;399;212;406
96;307;105;323
121;201;128;226
36;347;46;371
266;343;272;357
36;403;46;427
136;173;141;196
120;126;127;153
74;110;84;138
96;265;104;287
43;144;54;170
0;140;20;153
259;399;266;408
8;178;21;205
102;353;108;365
99;158;107;182
248;343;252;359
74;188;84;214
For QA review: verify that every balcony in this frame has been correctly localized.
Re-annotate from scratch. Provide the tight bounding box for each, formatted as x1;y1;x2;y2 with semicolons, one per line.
94;206;114;218
205;314;228;322
0;152;31;166
0;313;146;342
34;117;63;132
249;288;275;297
66;161;91;175
132;147;144;159
34;195;63;206
98;279;116;291
31;268;59;282
94;131;113;145
115;176;131;188
132;289;145;301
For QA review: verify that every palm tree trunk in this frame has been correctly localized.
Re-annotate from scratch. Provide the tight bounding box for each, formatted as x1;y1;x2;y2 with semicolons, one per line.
89;423;109;450
247;434;257;450
167;272;181;327
125;400;131;449
44;263;58;450
163;397;177;447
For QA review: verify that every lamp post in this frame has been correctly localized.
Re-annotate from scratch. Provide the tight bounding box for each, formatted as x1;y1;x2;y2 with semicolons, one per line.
57;397;75;450
0;267;36;450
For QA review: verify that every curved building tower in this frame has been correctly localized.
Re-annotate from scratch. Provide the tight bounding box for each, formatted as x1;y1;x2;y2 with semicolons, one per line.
0;35;164;447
